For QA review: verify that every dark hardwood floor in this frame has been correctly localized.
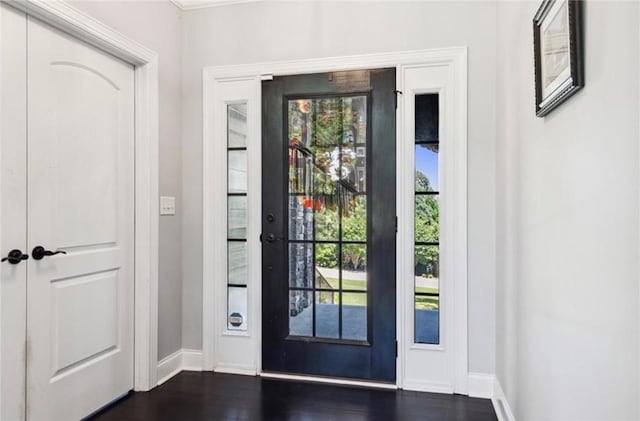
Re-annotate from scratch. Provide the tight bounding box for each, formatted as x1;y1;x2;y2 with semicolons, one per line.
90;372;497;421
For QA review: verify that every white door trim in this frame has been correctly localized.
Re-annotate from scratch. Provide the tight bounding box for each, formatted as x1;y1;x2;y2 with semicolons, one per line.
202;47;467;392
1;0;160;391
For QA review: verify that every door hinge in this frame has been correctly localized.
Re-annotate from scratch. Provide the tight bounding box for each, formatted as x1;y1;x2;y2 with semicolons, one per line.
394;90;403;109
395;216;398;233
259;233;263;243
395;341;398;358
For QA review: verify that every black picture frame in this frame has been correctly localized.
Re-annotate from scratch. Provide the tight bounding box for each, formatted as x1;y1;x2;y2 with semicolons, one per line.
533;0;583;117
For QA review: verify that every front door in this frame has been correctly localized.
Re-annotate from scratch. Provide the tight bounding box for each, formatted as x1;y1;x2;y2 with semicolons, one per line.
262;69;396;382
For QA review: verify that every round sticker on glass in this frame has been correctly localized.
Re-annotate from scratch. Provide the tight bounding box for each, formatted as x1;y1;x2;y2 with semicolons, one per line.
229;312;243;327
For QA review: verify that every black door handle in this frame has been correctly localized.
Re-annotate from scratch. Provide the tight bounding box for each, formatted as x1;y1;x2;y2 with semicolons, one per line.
32;246;67;261
1;249;29;265
261;233;285;243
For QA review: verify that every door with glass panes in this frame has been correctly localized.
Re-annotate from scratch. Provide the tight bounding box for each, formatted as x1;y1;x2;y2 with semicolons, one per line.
262;69;396;382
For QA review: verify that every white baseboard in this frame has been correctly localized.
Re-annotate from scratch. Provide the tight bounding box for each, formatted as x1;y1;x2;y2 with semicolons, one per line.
492;377;516;421
467;372;495;399
215;366;257;376
157;349;183;385
157;348;203;386
402;379;454;394
182;349;204;371
401;373;498;397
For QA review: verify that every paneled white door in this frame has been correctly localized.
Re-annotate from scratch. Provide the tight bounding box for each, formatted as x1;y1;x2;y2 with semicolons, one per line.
25;16;135;420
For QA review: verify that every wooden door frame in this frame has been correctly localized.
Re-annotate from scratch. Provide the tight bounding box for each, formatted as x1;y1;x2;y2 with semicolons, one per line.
0;0;160;394
202;48;468;394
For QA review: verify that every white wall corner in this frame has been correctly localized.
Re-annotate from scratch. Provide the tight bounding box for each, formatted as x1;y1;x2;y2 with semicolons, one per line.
492;377;516;421
467;372;495;399
157;349;204;386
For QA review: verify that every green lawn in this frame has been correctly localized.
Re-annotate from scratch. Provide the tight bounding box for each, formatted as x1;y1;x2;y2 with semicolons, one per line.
415;293;439;311
320;277;439;310
325;277;366;291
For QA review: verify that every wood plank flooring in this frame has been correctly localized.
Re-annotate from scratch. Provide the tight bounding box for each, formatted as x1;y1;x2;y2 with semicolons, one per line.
90;372;497;421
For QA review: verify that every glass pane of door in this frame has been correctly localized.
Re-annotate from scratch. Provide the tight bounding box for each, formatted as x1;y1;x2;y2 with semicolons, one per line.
287;95;369;341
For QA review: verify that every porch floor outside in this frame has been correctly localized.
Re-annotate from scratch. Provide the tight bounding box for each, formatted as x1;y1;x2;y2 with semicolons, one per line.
290;304;439;344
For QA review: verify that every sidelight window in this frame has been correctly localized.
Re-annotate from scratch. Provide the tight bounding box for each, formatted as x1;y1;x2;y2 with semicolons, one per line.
414;94;440;345
227;103;248;331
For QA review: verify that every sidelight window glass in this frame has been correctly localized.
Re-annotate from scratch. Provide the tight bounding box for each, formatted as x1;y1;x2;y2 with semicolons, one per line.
414;94;440;345
227;103;248;331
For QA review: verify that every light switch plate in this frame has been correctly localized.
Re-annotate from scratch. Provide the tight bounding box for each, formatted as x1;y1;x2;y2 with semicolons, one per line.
160;196;176;216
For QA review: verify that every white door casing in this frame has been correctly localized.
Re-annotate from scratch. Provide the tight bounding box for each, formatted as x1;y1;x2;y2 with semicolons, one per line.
0;4;28;420
26;16;135;420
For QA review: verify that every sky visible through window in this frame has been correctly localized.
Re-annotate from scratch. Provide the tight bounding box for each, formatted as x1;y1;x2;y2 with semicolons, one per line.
416;145;438;189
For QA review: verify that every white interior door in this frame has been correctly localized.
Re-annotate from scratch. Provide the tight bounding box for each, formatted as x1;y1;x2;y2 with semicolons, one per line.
1;4;28;420
26;16;135;420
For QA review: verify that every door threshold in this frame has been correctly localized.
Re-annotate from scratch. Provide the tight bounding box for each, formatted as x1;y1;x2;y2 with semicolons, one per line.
260;372;398;390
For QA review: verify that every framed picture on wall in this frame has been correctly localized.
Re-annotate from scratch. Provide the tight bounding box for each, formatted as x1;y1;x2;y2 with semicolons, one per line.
533;0;583;117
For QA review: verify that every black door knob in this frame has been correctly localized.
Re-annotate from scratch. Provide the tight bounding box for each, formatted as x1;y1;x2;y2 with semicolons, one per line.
1;249;29;265
32;246;67;261
261;233;284;243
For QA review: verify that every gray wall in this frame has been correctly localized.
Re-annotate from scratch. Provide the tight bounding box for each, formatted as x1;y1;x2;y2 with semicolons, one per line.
181;1;498;374
70;0;184;361
495;1;639;418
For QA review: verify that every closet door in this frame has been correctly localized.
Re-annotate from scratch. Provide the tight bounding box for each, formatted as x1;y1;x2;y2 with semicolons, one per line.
0;4;28;420
26;16;135;420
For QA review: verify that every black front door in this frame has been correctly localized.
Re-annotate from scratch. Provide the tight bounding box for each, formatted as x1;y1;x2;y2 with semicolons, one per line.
262;69;396;382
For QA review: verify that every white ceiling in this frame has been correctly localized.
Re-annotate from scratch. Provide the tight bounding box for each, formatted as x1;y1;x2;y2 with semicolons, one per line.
169;0;262;10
